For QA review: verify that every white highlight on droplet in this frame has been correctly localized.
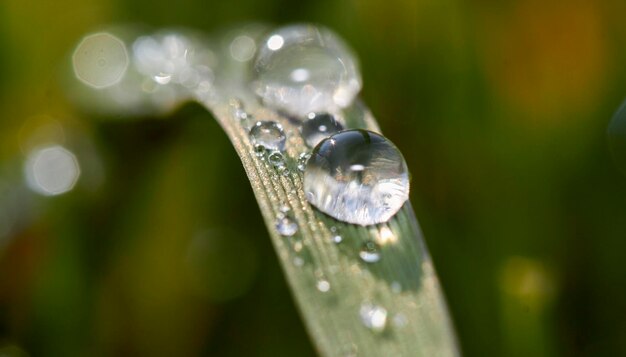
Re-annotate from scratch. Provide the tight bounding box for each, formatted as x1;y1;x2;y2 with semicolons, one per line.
267;35;284;51
290;68;310;82
72;32;128;89
24;145;80;196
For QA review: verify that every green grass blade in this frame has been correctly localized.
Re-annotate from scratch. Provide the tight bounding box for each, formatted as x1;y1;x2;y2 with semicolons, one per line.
201;97;460;356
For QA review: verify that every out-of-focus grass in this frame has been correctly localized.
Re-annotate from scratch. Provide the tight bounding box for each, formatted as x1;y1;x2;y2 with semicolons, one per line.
1;0;626;356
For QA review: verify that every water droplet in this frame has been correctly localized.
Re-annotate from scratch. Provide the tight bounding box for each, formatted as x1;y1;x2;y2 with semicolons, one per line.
316;279;331;292
360;302;387;332
332;235;343;244
253;24;362;117
249;121;286;152
235;108;255;129
254;145;268;161
359;241;381;263
276;215;298;236
297;152;311;172
301;113;344;147
268;151;286;170
304;130;410;225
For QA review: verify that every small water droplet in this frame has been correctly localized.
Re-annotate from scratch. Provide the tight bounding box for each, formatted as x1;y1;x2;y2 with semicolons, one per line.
304;130;410;225
268;151;286;170
276;215;298;236
249;121;286;152
279;203;290;213
360;302;387;332
297;152;311;172
332;235;343;244
301;113;344;147
234;108;254;128
316;279;331;292
359;241;381;263
254;144;266;158
253;24;362;117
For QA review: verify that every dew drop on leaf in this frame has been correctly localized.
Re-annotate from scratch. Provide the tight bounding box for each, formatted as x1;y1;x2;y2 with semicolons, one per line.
249;121;286;152
252;24;362;117
304;130;409;226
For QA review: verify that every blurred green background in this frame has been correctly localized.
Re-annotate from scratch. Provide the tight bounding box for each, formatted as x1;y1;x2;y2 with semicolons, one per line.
2;0;626;356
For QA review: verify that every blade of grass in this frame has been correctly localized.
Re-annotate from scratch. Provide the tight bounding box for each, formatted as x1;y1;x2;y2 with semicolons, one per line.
196;88;460;356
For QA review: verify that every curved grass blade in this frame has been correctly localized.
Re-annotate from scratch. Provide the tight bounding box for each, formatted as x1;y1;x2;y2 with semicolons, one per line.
198;93;460;356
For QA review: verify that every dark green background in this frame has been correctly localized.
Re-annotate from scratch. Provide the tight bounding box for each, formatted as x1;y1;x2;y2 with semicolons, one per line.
1;0;626;356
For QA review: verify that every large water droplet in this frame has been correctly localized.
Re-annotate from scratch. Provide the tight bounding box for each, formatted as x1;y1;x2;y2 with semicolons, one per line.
359;241;381;263
252;24;362;117
276;215;298;236
249;121;286;152
301;113;344;147
608;99;626;176
360;302;387;332
268;151;286;170
304;130;410;225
